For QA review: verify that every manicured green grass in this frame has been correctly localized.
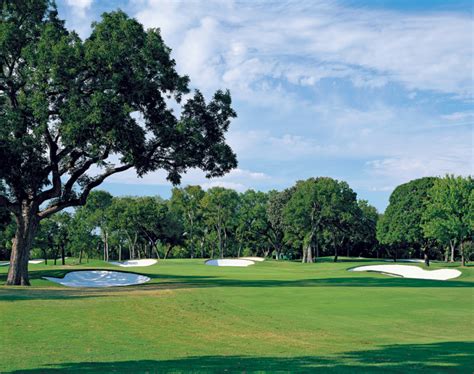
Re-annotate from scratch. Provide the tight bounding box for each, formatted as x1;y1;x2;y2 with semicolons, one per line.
0;258;473;373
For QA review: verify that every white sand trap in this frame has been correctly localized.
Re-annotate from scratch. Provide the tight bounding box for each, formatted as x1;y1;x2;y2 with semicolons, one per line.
239;257;265;262
29;259;44;264
350;264;461;281
206;259;255;267
43;270;151;288
1;258;67;267
109;259;157;267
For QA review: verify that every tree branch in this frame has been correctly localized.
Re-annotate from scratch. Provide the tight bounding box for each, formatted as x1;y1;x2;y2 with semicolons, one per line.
62;148;111;197
38;163;133;219
37;131;61;204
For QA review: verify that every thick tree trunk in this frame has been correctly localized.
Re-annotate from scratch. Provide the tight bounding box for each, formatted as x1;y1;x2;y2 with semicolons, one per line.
79;249;83;264
460;241;465;267
42;248;48;265
61;244;65;265
103;231;109;262
151;241;161;259
223;229;228;258
164;245;173;260
6;207;39;286
301;245;307;263
424;251;430;267
189;219;194;259
306;244;313;263
218;228;223;259
449;240;455;262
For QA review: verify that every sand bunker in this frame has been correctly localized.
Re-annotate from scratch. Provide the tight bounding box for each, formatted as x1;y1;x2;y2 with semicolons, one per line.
350;264;461;281
206;259;255;267
239;257;265;262
43;270;151;288
0;260;43;266
29;259;44;264
109;259;157;267
1;258;68;267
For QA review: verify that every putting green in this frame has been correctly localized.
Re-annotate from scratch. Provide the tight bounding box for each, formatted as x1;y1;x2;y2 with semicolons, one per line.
0;258;472;373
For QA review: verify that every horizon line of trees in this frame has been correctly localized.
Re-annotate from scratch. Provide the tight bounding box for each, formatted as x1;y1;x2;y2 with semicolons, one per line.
0;175;472;265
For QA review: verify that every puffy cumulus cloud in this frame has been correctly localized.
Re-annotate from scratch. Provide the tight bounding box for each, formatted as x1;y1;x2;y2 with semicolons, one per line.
132;0;472;99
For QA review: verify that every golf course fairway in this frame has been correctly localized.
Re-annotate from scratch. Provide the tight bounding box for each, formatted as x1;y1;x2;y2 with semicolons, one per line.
0;258;472;373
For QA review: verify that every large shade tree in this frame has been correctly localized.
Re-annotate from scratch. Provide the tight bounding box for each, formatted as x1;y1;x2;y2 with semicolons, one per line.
0;2;237;285
422;175;473;266
376;177;437;264
283;177;358;263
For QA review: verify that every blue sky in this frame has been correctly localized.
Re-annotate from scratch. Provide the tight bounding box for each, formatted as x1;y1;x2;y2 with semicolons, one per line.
57;0;473;212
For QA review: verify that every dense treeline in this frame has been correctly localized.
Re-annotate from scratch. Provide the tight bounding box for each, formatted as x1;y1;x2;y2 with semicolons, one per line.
0;175;471;264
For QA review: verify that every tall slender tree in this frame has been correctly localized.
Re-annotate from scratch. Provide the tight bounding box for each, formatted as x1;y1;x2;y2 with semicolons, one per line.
170;186;205;258
201;187;239;258
267;188;294;260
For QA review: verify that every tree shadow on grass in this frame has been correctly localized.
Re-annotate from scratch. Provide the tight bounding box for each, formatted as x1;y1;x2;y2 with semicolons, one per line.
7;341;474;373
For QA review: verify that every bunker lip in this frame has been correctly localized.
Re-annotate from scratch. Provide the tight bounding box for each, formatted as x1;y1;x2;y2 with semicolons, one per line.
239;257;265;262
42;270;151;288
109;259;158;267
349;264;461;281
205;259;255;267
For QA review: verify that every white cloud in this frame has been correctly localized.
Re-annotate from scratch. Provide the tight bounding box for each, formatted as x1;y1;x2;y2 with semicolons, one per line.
64;0;93;17
365;147;472;185
133;0;472;98
57;1;472;210
103;166;270;193
441;111;474;122
200;181;247;192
